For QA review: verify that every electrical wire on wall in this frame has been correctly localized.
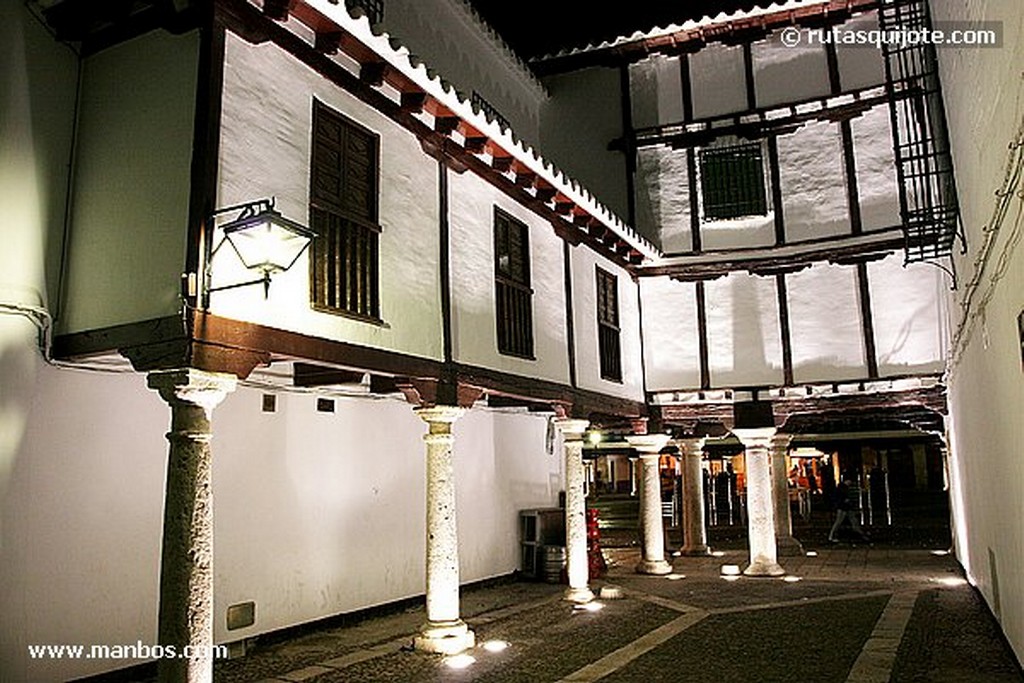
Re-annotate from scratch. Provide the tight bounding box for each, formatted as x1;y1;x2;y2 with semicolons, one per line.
945;102;1024;376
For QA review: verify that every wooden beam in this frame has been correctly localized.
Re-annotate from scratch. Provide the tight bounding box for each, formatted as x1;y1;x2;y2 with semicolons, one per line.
400;91;427;113
359;60;387;86
314;29;343;55
293;362;365;386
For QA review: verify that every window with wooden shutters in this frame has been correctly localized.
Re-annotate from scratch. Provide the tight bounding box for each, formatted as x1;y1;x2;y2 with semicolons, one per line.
309;99;381;321
699;142;768;221
596;266;622;382
494;208;533;359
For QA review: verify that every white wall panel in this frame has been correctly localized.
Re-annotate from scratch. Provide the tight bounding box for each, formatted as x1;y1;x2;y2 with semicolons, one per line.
867;254;946;376
635;145;691;253
63;30;199;333
851;105;901;230
541;67;630;229
787;263;866;382
935;0;1024;663
690;43;747;119
836;10;886;91
705;272;784;387
0;351;561;680
215;32;444;361
448;171;570;385
753;30;830;108
385;0;544;144
629;54;684;129
571;247;644;401
640;277;701;391
778;120;851;241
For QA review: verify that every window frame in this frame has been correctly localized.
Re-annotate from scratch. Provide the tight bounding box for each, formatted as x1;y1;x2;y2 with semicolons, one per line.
697;140;770;222
493;207;535;360
595;265;623;383
308;98;383;324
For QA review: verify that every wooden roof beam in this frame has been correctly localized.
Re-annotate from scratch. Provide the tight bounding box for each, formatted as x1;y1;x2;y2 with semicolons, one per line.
359;60;387;86
314;29;343;55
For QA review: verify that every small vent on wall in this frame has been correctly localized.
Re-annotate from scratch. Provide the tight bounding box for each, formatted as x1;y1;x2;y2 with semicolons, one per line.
262;394;277;413
226;601;256;630
317;397;335;413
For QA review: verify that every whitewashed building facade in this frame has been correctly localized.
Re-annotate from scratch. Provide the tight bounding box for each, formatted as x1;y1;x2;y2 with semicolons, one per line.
2;0;1021;679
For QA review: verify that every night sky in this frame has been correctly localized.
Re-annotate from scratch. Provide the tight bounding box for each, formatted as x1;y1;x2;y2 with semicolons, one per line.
467;0;765;58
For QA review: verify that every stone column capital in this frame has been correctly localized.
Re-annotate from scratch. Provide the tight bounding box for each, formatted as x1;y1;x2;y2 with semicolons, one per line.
626;433;671;455
415;406;464;443
553;418;590;440
675;436;707;458
733;427;777;449
771;432;792;452
147;368;236;413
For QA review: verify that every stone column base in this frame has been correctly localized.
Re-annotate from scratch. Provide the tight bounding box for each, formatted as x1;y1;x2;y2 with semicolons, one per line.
776;535;805;556
414;619;475;655
563;586;595;604
744;557;786;577
636;558;673;575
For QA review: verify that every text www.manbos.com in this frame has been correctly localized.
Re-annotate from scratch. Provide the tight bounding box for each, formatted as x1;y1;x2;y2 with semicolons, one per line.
27;642;229;660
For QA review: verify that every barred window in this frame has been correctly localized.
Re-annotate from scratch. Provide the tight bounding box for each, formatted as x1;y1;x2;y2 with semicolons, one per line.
596;267;622;382
494;208;533;359
699;142;768;221
309;99;381;321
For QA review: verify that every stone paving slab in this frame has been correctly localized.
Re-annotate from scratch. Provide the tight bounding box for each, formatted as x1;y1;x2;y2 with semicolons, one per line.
205;547;1022;683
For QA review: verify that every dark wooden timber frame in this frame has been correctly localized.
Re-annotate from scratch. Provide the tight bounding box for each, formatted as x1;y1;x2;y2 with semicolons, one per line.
48;0;907;421
48;0;651;420
658;383;947;435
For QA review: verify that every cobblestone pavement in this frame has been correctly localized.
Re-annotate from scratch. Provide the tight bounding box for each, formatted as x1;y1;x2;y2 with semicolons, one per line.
201;544;1022;683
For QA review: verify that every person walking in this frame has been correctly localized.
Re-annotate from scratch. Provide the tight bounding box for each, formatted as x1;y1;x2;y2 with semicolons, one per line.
829;473;869;542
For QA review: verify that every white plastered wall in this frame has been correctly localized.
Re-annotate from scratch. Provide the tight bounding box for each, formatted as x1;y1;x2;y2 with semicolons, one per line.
384;0;544;145
213;31;444;361
639;277;701;392
933;0;1024;664
571;247;645;401
0;351;561;681
61;30;199;334
705;272;784;387
787;262;866;383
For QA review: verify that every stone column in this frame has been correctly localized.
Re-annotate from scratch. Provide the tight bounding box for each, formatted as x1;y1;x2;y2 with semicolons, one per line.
627;434;673;574
771;434;804;556
555;418;594;603
147;369;237;683
734;428;785;577
677;437;709;556
413;406;474;654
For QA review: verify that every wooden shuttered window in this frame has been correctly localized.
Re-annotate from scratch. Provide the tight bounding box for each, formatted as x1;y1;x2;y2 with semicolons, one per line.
596;266;622;382
310;99;381;320
699;142;768;221
494;208;534;358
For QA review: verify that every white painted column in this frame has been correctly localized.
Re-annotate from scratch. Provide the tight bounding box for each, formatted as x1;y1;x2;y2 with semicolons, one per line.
734;428;785;577
627;434;673;574
771;434;803;556
677;437;709;556
147;369;236;683
555;418;594;603
629;456;639;496
413;406;475;655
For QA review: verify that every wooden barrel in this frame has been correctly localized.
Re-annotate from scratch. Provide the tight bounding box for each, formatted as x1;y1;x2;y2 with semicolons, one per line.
540;545;566;583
